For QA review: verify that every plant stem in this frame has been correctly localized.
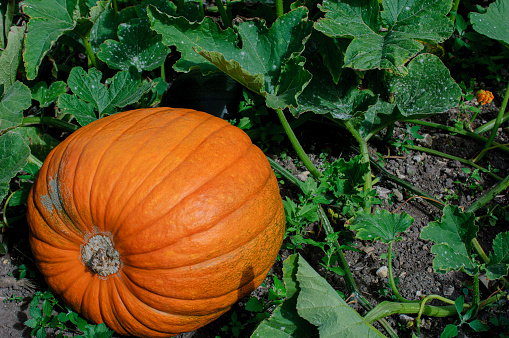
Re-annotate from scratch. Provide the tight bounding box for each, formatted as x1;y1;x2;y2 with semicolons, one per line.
267;157;302;187
475;111;509;134
275;0;284;17
215;0;231;28
465;173;509;213
387;242;413;303
318;206;398;338
198;0;205;17
344;120;372;208
112;0;118;13
364;301;457;324
405;119;509;155
402;144;503;181
415;294;458;333
475;81;509;162
450;0;461;23
22;116;79;132
79;33;98;69
28;153;44;168
276;109;322;178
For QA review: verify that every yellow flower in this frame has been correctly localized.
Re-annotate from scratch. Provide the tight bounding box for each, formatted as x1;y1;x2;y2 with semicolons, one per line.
476;90;494;105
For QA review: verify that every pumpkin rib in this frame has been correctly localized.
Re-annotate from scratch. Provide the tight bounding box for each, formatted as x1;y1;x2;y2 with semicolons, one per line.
58;110;144;235
110;126;252;240
79;110;184;233
120;214;283;300
103;113;221;235
98;111;214;233
118;153;271;258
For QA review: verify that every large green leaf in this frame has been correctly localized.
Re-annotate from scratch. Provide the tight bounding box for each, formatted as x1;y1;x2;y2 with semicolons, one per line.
295;254;385;337
57;67;154;126
420;206;479;276
15;127;59;161
97;18;169;72
0;81;32;130
150;6;313;109
251;255;318;338
197;8;313;109
484;232;509;280
314;0;454;71
22;0;110;80
148;7;237;74
0;131;30;202
470;0;509;46
290;63;376;120
0;25;24;88
386;53;461;117
350;209;414;244
90;4;137;53
22;0;77;80
31;81;67;108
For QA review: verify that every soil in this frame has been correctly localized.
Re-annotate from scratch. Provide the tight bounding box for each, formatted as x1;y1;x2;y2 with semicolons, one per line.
0;99;508;337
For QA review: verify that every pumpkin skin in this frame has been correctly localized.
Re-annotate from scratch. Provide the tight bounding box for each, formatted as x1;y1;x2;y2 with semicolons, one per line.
26;107;285;337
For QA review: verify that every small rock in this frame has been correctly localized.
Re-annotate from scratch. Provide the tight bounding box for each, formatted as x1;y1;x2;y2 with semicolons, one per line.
444;286;454;296
416;290;422;298
376;186;391;200
392;189;404;201
427;267;433;273
376;266;388;278
417;133;433;147
297;171;310;182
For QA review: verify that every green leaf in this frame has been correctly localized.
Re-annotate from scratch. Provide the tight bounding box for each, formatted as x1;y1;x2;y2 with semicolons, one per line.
42;299;52;317
420;205;479;275
0;25;24;88
296;254;385;337
356;97;397;138
148;8;237;74
386;53;461;117
251;254;319;338
245;297;264;313
97;18;169;72
90;4;137;53
290;64;375;119
58;67;154;125
440;324;458;338
0;81;32;130
350;209;414;243
24;318;38;328
314;0;454;71
31;81;67;108
197;8;313;109
29;302;42;319
470;0;509;46
58;93;97;126
22;0;77;80
484;232;509;280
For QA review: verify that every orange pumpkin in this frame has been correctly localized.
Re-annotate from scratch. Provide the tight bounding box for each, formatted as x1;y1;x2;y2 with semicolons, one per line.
26;107;285;337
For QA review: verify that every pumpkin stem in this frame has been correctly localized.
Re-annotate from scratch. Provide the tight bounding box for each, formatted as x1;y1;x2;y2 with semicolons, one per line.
81;235;120;277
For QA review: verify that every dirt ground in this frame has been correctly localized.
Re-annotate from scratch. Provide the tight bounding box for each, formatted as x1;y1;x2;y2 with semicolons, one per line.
0;99;508;337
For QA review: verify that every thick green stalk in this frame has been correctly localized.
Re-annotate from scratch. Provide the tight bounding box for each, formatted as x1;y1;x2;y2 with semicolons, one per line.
319;206;398;338
465;173;509;213
415;294;458;333
472;273;480;311
387;242;413;303
22;116;79;132
215;0;231;28
344;121;372;206
475;81;509;162
450;0;461;23
28;153;44;168
80;33;98;69
112;0;118;13
364;301;457;324
276;109;322;178
402;144;503;181
275;0;284;17
405;119;509;155
267;157;302;187
198;0;205;17
475;111;509;134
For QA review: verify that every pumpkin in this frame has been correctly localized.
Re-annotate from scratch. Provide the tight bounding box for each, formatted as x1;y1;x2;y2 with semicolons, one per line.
26;107;285;337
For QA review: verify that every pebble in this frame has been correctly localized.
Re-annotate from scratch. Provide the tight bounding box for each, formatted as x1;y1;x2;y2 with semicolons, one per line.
376;266;388;278
297;171;310;182
444;286;454;296
392;189;404;201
